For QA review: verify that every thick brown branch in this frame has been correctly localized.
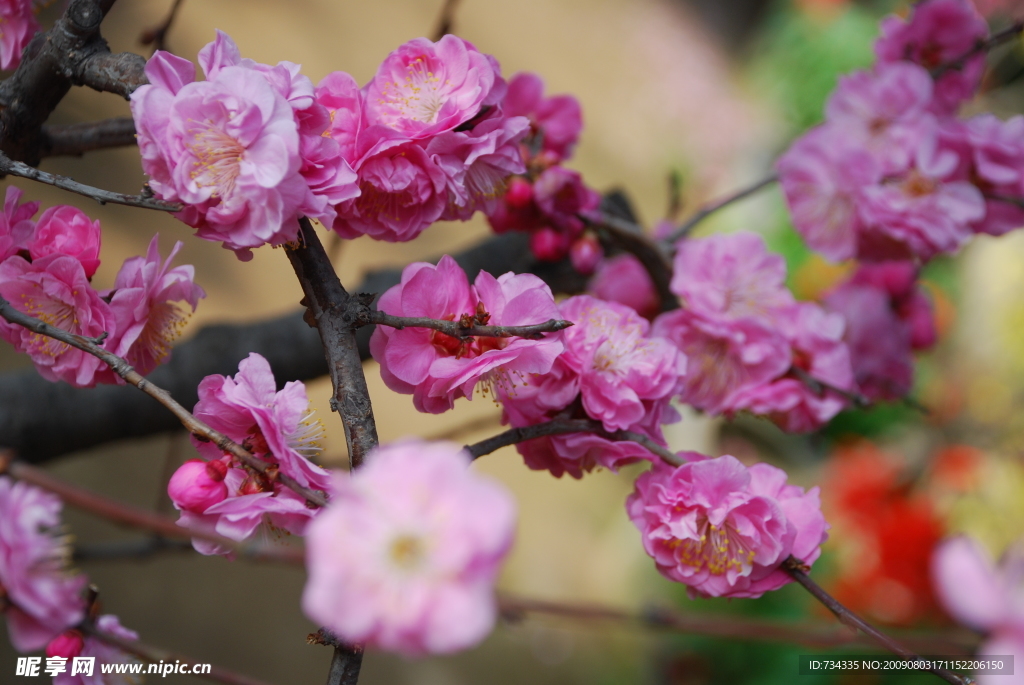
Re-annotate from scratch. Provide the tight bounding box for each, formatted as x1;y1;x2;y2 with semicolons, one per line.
465;417;684;466
40;117;138;158
0;453;301;564
665;174;778;244
783;557;970;685
0;293;328;508
585;211;679;312
369;312;573;339
75;50;149;98
0;151;181;211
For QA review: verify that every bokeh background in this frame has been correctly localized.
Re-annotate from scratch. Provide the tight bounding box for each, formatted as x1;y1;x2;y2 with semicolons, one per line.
4;0;1024;682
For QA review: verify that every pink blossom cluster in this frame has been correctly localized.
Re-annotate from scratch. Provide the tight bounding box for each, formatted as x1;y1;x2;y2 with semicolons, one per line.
302;440;516;656
627;453;828;598
932;536;1024;684
132;32;531;257
653;232;856;432
370;255;566;414
498;295;685;478
46;616;141;685
0;0;40;71
0;188;204;387
778;0;1024;264
484;73;603;262
167;353;331;555
823;261;936;401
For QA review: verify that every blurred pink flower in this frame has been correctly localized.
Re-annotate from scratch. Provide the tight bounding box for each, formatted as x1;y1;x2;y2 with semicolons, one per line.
370;255;564;414
26;205;102;280
0;0;40;71
100;235;205;379
364;36;503;139
515;431;660;479
670;231;794;324
502;72;583;161
0;477;86;652
845;261;937;350
588;253;660;320
627;454;827;598
0;186;40;262
875;0;988;115
48;615;141;685
569;234;603;275
302;440;516;656
965;114;1024;236
0;255;114;388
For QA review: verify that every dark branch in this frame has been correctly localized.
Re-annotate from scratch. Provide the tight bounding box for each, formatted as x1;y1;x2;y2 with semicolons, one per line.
585;211;679;312
140;0;187;53
432;0;462;40
40;117;138;158
0;151;181;211
665;174;778;244
369;312;573;339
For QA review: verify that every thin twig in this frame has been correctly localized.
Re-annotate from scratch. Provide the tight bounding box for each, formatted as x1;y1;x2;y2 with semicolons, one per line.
73;537;194;562
369;312;573;339
0;151;181;212
932;20;1024;79
584;212;679;312
0;453;303;565
465;417;684;466
498;593;976;653
82;624;277;685
791;367;870;408
0;294;328;509
783;557;971;685
432;0;462;40
140;0;186;53
665;175;778;244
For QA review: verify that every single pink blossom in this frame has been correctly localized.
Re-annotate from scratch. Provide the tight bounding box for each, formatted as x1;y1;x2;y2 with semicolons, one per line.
875;0;988;114
777;125;881;263
588;253;660;320
49;614;141;685
729;303;854;433
0;186;39;262
130;42;309;260
965;114;1024;236
627;454;827;598
302;440;517;656
0;0;40;71
502;72;584;161
0;255;115;388
825;62;936;174
26;205;102;280
370;255;565;414
99;235;205;380
0;477;86;652
670;231;795;324
167;459;228;514
653;308;791;415
364;36;503;139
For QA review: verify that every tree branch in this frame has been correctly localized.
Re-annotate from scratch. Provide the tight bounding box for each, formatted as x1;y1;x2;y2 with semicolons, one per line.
369;312;572;339
783;557;970;685
585;211;679;312
432;0;462;41
665;174;778;244
140;0;187;53
932;19;1024;79
39;117;138;158
0;151;181;211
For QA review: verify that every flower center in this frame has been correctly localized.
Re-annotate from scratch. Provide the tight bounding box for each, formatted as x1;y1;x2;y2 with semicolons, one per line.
378;56;450;125
900;170;938;198
676;517;756;576
388;534;426;570
188;119;245;197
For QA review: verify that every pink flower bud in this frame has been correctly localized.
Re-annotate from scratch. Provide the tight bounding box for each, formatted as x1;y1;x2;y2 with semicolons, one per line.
46;630;84;659
569;235;603;275
168;459;228;514
28;206;102;280
530;227;568;261
504;177;533;209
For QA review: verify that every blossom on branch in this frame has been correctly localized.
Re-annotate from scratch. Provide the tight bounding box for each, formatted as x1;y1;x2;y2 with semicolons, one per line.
302;440;516;656
0;477;86;652
0;186;40;263
627;454;828;598
27;205;102;280
502;72;583;163
47;615;141;685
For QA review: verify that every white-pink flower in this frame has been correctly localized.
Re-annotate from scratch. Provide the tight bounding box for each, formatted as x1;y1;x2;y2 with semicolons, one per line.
302;440;516;656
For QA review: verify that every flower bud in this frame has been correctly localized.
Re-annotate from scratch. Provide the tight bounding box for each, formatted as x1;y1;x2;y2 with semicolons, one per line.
46;630;84;659
504;177;533;209
168;459;228;513
569;234;603;275
530;227;568;262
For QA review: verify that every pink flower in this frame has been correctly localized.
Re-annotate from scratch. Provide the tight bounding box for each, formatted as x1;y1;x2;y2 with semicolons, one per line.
825;62;936;174
502;72;584;161
729;303;854;433
26;205;102;280
777;125;881;263
627;454;828;598
100;235;205;379
0;477;86;652
670;231;795;324
965;114;1024;236
49;614;141;685
569;234;603;275
130;41;309;260
370;255;565;414
0;255;115;388
932;537;1024;685
364;36;503;139
515;431;661;480
0;0;40;71
653;308;791;415
0;186;39;262
302;440;516;656
175;353;331;555
875;0;988;115
588;253;660;320
845;261;937;350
